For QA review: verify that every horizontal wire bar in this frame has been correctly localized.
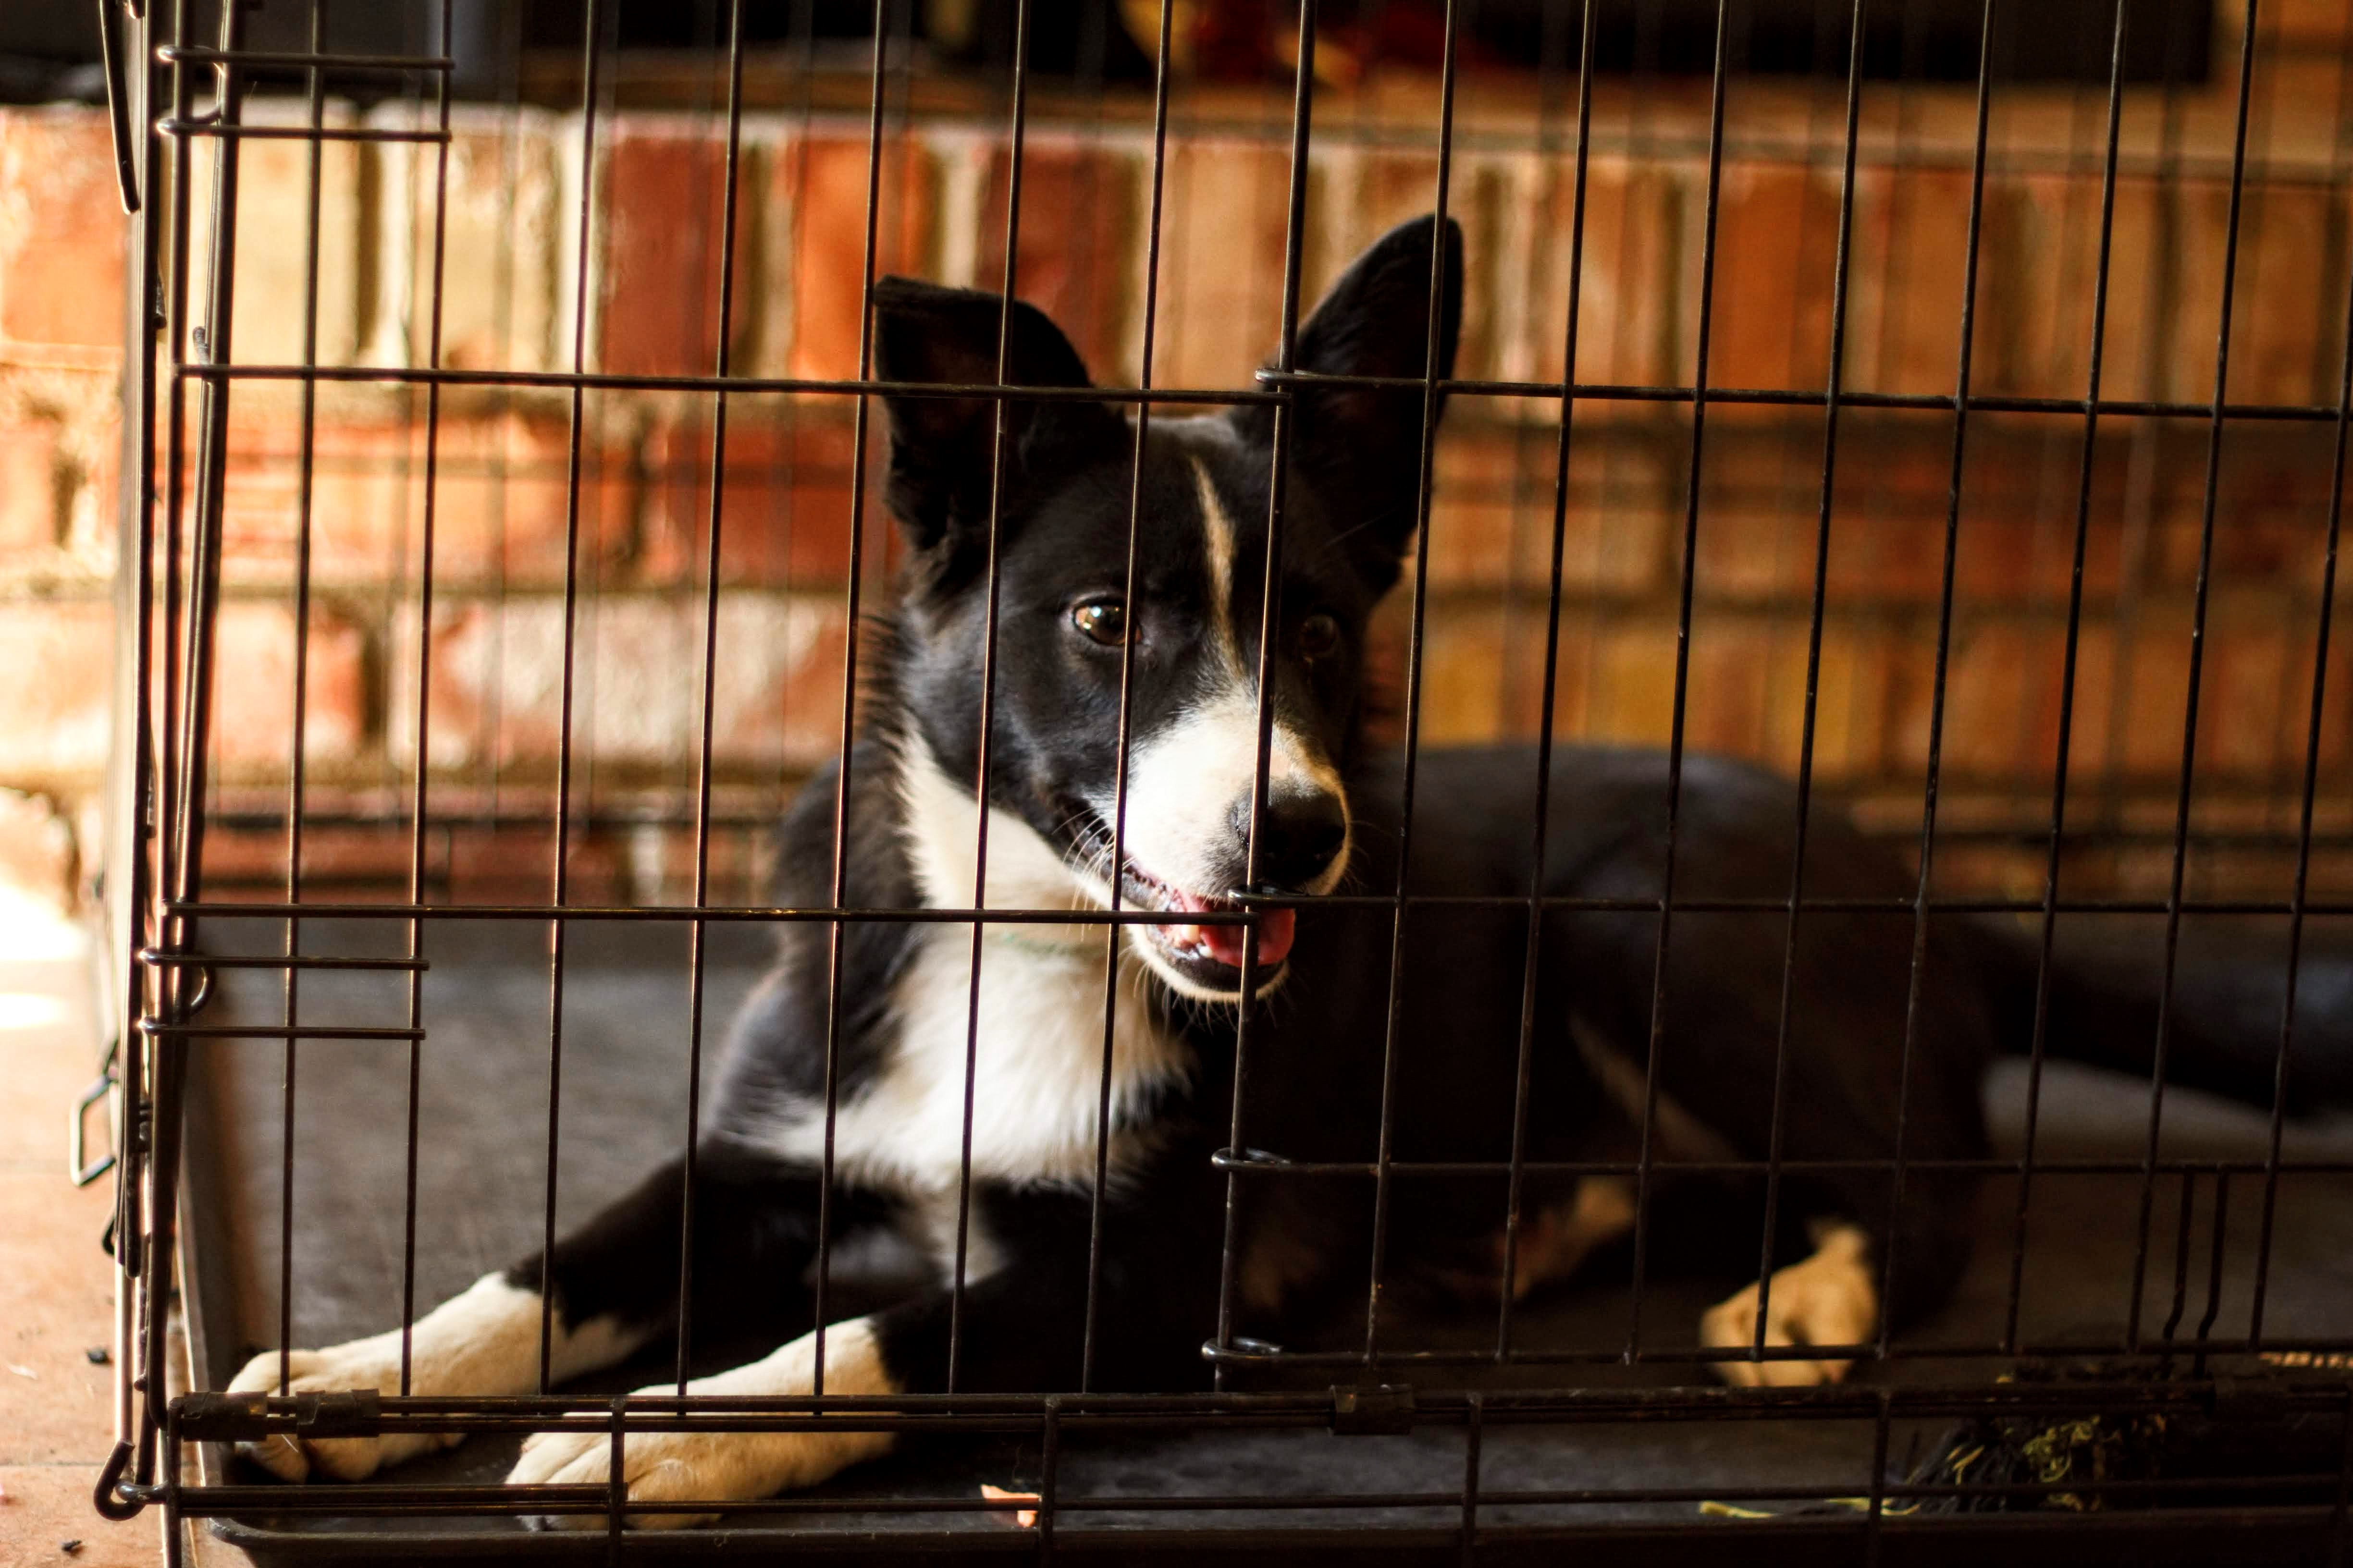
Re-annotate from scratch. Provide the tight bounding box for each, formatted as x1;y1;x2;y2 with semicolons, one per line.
155;120;451;144
175;1483;604;1517
173;355;2353;422
136;1021;424;1041
166;898;1255;923
185;806;2353;850
137;949;428;972
1259;367;2353;424
175;361;1281;404
156;47;456;72
1209;1152;2353;1178
1196;1335;2353;1369
161;895;2353;921
179;1379;2349;1426
170;1471;2346;1521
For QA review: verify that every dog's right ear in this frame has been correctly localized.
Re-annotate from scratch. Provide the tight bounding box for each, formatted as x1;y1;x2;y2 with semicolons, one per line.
1231;215;1462;592
870;277;1125;559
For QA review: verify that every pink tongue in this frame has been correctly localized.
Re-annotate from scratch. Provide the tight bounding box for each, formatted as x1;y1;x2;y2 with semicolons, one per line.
1204;907;1294;968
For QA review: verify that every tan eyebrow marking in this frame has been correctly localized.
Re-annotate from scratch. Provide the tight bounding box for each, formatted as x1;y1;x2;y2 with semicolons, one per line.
1190;457;1244;677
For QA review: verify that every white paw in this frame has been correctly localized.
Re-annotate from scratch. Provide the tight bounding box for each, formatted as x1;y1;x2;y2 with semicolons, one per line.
1699;1225;1877;1389
223;1342;460;1481
507;1396;891;1531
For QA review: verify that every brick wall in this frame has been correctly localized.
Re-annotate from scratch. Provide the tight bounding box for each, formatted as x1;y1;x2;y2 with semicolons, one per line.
6;16;2353;904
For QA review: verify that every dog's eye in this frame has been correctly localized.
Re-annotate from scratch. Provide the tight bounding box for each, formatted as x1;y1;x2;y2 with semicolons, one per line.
1070;597;1128;647
1298;612;1343;660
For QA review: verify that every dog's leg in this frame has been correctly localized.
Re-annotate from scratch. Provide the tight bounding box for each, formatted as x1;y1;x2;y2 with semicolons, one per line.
507;1312;901;1530
507;1183;1203;1529
228;1151;838;1481
1698;1222;1877;1388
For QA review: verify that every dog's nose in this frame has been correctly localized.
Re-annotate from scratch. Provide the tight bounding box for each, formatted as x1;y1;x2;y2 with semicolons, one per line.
1236;788;1349;892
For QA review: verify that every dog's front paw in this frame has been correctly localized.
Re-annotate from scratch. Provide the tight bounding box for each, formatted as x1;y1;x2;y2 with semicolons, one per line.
1699;1226;1877;1389
223;1343;459;1482
507;1402;892;1531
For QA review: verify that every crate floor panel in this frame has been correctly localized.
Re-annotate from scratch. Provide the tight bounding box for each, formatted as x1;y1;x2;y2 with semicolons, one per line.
177;916;2353;1562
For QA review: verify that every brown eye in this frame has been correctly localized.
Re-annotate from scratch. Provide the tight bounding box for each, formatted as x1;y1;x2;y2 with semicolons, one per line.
1071;597;1128;646
1298;612;1343;660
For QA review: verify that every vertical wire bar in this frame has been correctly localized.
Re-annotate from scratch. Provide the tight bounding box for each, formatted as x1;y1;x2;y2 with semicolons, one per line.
2247;75;2353;1352
112;0;164;1471
2160;1167;2197;1348
273;0;332;1398
161;1401;184;1568
540;0;608;1392
397;0;458;1395
949;0;1039;1392
1210;0;1318;1393
1080;0;1179;1393
1362;0;1461;1366
136;0;199;1480
1871;0;1998;1359
1624;0;1734;1361
1037;1396;1063;1559
481;3;528;824
171;2;243;936
1458;1392;1483;1568
1494;0;1599;1362
2002;0;2131;1356
673;0;751;1397
149;0;246;1482
1747;0;1872;1370
604;1393;626;1560
2194;1170;2229;1373
2127;0;2260;1351
810;0;899;1400
1862;1389;1892;1568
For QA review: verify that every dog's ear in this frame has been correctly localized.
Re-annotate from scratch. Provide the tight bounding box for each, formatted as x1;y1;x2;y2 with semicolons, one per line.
870;277;1125;557
1237;214;1462;587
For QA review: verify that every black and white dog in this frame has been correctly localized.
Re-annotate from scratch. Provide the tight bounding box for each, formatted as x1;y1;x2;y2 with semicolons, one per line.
228;216;2353;1524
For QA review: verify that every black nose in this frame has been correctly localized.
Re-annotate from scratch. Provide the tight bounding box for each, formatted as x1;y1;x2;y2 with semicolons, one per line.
1238;788;1349;892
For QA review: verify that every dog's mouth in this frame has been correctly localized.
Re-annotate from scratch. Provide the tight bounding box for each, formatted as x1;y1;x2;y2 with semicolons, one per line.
1064;805;1296;987
1119;859;1296;980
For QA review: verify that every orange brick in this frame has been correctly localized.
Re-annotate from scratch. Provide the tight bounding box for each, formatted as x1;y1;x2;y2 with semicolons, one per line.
978;139;1139;378
781;132;933;385
2254;188;2340;406
641;412;882;586
0;421;61;557
595;123;762;378
0;600;112;779
207;602;369;766
0;108;124;359
2218;182;2340;408
2197;619;2299;778
1700;162;1845;393
210;412;639;586
1153;138;1294;392
1848;166;1984;398
393;592;850;773
1505;156;1681;391
1423;421;1670;594
1985;173;2165;403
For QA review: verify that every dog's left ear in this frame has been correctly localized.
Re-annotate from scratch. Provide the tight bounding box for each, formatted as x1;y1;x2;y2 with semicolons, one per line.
871;278;1126;562
1236;214;1463;588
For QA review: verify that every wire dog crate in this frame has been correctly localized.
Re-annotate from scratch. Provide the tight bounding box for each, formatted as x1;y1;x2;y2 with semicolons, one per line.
86;0;2353;1560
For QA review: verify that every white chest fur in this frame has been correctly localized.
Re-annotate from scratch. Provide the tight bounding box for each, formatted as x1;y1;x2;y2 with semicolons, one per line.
741;739;1193;1201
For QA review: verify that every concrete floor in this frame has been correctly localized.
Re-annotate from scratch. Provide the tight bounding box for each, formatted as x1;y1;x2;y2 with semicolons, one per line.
0;889;162;1567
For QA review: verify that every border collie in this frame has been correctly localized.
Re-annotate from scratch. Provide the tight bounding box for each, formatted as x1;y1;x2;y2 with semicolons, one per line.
227;215;2352;1526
